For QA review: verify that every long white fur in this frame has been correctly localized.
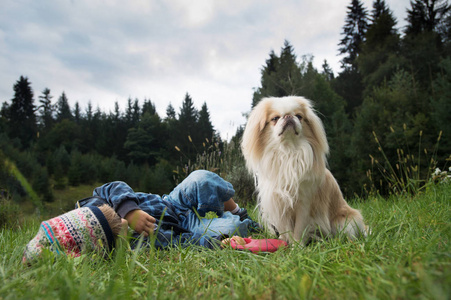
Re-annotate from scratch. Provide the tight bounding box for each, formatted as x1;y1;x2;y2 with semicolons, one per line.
241;96;367;244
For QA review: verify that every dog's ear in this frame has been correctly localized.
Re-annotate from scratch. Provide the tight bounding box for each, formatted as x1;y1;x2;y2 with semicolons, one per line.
249;100;269;132
241;98;270;164
303;101;329;156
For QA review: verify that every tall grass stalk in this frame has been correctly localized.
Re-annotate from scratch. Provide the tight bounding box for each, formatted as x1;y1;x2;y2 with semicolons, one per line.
368;126;446;196
174;137;255;204
174;137;238;179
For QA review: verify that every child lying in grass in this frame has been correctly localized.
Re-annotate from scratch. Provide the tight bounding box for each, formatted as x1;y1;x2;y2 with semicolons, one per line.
77;170;261;250
22;204;266;265
21;170;258;254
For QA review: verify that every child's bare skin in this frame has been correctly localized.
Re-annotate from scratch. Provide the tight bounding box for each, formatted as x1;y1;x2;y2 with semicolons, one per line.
221;236;246;246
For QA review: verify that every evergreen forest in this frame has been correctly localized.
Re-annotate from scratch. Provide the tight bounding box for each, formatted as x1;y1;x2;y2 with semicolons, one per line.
1;0;450;212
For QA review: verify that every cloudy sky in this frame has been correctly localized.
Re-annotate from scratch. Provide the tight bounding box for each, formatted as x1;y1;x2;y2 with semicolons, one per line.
1;0;411;140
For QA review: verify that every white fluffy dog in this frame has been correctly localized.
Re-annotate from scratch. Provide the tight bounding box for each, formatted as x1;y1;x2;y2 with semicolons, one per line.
241;96;366;244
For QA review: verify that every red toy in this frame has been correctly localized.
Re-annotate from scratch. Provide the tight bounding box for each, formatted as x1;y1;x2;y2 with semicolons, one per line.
230;237;287;253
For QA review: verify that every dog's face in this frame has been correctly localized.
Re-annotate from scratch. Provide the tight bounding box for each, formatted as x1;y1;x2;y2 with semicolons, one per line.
241;96;329;170
266;98;309;144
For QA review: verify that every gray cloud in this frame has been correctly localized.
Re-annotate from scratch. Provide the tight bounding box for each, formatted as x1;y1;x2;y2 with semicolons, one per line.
0;0;411;139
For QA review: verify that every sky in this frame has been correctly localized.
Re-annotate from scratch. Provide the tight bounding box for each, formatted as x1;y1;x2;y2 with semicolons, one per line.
0;0;412;140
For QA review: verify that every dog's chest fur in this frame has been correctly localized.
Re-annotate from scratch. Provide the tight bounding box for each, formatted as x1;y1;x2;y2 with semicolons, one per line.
256;142;324;226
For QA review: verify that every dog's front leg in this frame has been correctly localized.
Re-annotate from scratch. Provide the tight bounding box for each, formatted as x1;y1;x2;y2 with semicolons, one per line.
293;207;312;245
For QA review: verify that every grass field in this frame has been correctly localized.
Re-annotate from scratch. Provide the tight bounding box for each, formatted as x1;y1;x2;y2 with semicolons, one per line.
0;183;450;299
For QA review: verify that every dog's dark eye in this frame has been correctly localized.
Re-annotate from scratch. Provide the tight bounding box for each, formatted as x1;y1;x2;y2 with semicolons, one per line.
296;114;302;120
271;116;280;122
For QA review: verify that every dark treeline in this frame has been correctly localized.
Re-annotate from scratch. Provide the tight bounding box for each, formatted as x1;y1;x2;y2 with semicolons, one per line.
1;0;450;204
0;87;219;201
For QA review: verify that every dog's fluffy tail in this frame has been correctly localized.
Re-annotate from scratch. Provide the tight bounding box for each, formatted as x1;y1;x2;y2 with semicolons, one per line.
332;206;367;239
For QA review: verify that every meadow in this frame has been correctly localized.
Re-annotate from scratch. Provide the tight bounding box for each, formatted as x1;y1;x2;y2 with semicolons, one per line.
0;182;449;299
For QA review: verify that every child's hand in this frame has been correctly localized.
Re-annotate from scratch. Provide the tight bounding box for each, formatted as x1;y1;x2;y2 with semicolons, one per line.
125;209;156;237
119;218;129;237
221;236;246;247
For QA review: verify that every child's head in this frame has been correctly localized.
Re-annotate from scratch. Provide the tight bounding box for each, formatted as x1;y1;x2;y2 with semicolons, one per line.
23;205;124;264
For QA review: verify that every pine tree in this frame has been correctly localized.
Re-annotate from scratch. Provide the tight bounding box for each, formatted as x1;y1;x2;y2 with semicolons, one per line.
197;102;214;142
132;99;140;124
114;102;121;121
252;41;302;107
372;0;389;19
0;102;8;134
321;60;335;81
357;0;400;93
278;41;303;95
335;0;369;114
8;76;37;148
338;0;369;70
124;112;161;165
86;101;93;122
403;0;450;87
74;102;81;124
368;0;397;44
405;0;450;37
162;103;179;163
142;99;156;115
38;88;54;132
252;50;280;107
56;92;72;121
92;106;103;153
74;101;94;153
178;93;198;135
165;103;176;120
177;93;199;159
125;97;133;126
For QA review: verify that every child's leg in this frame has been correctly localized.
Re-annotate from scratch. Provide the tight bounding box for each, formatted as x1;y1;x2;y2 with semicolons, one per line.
165;170;253;237
224;198;239;212
166;170;235;217
224;198;248;220
166;170;261;236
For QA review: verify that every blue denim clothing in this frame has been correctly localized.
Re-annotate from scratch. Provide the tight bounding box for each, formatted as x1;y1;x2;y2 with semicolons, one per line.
77;170;252;249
